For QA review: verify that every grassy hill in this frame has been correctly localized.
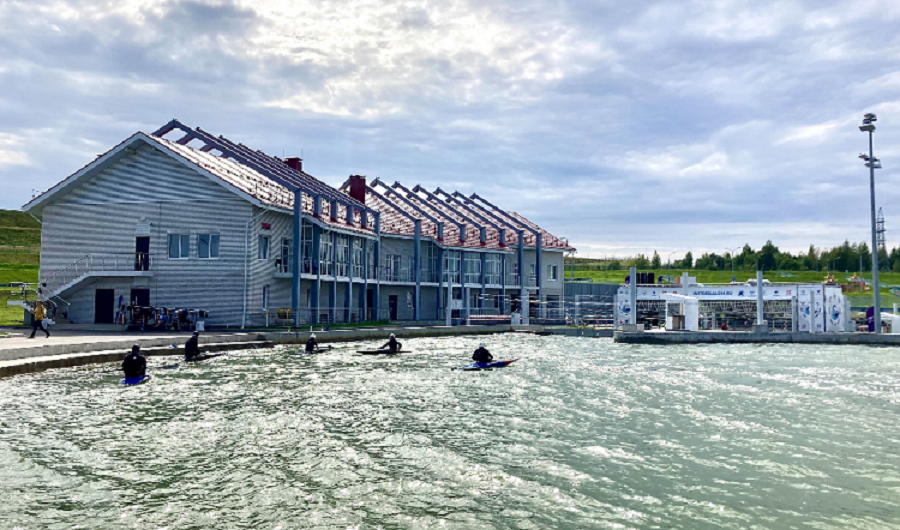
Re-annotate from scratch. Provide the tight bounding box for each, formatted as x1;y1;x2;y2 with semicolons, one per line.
0;209;41;325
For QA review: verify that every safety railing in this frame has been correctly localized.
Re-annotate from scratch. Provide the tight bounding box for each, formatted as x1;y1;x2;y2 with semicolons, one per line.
39;253;153;302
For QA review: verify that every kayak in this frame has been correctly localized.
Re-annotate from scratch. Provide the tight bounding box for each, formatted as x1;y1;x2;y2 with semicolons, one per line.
459;358;520;371
121;374;151;386
290;346;333;355
356;350;411;355
185;353;226;363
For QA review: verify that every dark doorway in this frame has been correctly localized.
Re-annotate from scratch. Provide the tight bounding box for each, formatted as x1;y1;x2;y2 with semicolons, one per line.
135;237;150;271
388;295;398;320
95;289;115;324
131;288;150;307
366;288;375;321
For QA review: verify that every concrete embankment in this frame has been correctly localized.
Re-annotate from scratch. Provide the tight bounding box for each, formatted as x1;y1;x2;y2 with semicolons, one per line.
615;330;900;345
0;325;543;378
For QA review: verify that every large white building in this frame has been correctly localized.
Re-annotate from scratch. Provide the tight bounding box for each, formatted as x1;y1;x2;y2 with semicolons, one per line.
22;120;573;327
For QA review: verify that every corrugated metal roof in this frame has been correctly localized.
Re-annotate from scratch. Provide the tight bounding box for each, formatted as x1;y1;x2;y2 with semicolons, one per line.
341;178;574;252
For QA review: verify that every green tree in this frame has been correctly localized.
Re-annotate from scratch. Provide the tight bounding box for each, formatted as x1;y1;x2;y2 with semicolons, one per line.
633;254;651;269
651;250;661;269
682;251;693;269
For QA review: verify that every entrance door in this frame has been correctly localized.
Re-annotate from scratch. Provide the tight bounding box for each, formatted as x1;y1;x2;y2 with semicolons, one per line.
95;289;115;324
388;295;398;320
135;237;150;271
366;288;375;321
131;288;150;307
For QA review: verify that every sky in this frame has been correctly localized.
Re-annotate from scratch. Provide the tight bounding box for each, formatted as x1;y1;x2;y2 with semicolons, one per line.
1;0;899;260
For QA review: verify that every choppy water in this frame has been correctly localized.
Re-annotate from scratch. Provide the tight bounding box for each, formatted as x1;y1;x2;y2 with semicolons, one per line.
1;335;900;529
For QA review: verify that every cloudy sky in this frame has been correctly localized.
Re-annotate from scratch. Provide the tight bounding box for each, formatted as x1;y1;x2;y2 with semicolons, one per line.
1;0;899;258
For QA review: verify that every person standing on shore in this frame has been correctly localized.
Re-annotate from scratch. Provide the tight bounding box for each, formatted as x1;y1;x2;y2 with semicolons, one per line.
28;301;50;339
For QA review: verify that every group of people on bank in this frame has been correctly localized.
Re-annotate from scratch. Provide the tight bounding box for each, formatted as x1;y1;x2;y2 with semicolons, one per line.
123;331;493;377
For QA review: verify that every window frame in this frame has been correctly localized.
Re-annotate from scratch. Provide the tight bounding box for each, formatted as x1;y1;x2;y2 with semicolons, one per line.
548;264;559;281
258;235;270;260
198;233;220;260
168;233;190;260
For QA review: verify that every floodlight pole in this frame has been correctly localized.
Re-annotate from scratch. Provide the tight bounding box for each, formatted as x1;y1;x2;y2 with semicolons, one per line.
866;125;882;334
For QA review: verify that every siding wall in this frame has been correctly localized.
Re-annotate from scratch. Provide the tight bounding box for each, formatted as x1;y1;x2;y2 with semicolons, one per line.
40;144;253;325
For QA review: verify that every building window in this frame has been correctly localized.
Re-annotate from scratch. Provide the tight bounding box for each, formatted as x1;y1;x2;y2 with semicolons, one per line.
198;234;220;259
385;254;402;282
444;251;461;283
168;234;190;259
464;253;481;284
485;254;501;284
336;235;349;277
320;236;334;276
263;285;270;310
352;240;363;279
548;264;558;281
280;238;292;273
258;235;270;260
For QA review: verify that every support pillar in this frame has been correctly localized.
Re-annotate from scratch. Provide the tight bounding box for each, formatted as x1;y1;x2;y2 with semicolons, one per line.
374;237;381;322
311;224;321;324
414;220;421;321
809;287;816;334
345;237;353;323
791;296;799;332
480;252;487;315
756;270;764;327
292;190;302;327
629;266;637;326
536;233;543;319
437;247;445;320
330;231;337;323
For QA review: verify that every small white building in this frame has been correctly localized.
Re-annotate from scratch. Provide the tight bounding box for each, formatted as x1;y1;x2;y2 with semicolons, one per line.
616;278;850;333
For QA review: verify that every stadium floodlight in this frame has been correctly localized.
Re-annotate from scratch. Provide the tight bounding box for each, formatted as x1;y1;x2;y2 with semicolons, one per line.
860;112;883;333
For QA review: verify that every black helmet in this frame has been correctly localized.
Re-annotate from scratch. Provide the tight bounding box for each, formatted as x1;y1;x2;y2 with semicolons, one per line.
131;344;140;354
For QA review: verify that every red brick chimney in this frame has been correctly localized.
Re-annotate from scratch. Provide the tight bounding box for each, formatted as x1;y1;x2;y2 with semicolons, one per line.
284;157;302;172
348;175;366;204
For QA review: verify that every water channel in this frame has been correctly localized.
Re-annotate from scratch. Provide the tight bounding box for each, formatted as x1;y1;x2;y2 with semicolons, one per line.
1;335;898;529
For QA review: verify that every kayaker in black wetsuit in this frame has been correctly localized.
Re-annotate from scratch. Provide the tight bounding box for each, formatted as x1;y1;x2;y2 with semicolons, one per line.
122;345;147;378
185;331;200;361
305;333;318;353
473;343;493;363
379;333;402;352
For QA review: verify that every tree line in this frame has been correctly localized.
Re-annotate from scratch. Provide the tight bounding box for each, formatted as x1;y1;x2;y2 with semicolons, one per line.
578;240;900;273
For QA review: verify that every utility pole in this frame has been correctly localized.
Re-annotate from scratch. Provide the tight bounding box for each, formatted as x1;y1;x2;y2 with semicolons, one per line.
859;113;882;333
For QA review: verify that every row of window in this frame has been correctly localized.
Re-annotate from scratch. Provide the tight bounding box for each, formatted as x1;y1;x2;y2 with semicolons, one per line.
170;232;559;282
168;234;220;259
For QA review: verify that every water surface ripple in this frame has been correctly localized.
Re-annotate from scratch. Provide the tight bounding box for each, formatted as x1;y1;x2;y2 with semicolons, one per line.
1;336;899;529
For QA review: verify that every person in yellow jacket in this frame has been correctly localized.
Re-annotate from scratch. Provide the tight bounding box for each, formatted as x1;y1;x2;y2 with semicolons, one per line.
28;300;50;339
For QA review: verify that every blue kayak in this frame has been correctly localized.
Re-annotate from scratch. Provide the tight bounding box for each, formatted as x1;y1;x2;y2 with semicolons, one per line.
459;358;520;371
121;374;151;386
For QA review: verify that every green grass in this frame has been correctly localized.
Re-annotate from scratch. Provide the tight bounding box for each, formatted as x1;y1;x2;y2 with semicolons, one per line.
0;209;41;288
0;289;27;327
0;210;39;229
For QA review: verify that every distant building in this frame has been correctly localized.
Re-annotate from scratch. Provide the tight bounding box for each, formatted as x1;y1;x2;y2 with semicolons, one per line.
23;120;573;327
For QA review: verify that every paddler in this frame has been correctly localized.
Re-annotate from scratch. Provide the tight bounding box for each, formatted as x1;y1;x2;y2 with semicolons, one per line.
305;333;318;353
472;342;493;363
184;331;200;360
379;333;402;352
122;344;147;378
